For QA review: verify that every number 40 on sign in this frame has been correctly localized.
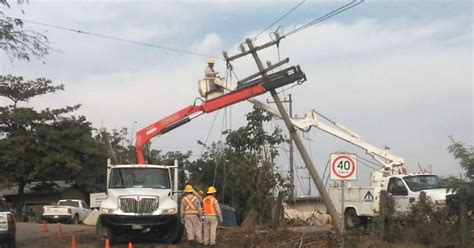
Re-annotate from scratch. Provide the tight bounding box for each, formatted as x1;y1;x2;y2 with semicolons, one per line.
330;154;357;181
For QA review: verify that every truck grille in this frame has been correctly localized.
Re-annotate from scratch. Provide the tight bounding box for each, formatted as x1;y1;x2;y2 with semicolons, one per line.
119;197;158;214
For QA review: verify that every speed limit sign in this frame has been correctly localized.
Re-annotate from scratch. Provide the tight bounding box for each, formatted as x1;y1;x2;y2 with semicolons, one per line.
330;154;357;180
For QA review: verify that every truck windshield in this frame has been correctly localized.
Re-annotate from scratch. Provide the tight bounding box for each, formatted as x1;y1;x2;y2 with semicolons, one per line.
403;175;440;192
109;168;170;189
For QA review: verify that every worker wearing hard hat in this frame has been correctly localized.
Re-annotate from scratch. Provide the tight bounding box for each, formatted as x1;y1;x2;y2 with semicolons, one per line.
181;184;203;245
202;186;223;246
204;58;218;79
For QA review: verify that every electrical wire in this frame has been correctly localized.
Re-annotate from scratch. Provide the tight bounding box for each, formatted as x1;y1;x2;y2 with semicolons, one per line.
252;0;306;41
15;18;222;60
284;0;364;37
199;110;220;156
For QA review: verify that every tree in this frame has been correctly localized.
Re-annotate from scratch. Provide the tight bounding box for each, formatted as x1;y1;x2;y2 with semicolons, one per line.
189;106;287;224
442;137;474;199
0;74;99;214
1;0;51;61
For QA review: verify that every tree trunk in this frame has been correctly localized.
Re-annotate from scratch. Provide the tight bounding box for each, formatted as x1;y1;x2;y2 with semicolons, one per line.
16;180;26;220
272;192;284;229
460;198;468;246
241;209;258;229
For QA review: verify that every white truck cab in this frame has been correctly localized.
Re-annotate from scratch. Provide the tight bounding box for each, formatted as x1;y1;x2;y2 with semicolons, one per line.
97;161;183;244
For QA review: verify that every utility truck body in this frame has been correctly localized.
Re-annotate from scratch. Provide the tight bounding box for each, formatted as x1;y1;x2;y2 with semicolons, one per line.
97;162;182;244
329;173;448;228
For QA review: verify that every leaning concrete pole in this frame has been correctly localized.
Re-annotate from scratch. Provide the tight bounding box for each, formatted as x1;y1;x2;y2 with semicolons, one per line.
269;90;343;234
243;38;342;234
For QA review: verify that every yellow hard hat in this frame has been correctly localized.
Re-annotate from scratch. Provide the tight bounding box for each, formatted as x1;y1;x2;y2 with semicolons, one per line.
184;185;194;193
207;58;215;64
207;186;217;194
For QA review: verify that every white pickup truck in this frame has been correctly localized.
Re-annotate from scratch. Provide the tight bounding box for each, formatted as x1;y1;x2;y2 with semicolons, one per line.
42;199;91;224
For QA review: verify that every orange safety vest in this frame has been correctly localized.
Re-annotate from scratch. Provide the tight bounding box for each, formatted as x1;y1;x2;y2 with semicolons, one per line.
183;195;199;215
203;195;217;216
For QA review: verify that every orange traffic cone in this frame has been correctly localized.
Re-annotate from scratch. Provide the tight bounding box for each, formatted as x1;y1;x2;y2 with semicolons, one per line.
41;220;49;232
57;223;63;240
70;233;77;248
104;238;110;248
128;241;133;248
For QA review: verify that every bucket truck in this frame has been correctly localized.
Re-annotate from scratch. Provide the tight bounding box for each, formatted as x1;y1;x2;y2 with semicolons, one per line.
214;89;449;229
96;65;306;244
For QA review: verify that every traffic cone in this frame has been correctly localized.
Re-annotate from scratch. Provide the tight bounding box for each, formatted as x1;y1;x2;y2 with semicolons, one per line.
70;233;77;248
57;223;63;240
41;220;49;232
128;241;133;248
104;238;110;248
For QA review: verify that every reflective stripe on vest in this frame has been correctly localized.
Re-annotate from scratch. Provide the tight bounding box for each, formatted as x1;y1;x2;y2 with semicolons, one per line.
203;195;217;216
183;195;199;215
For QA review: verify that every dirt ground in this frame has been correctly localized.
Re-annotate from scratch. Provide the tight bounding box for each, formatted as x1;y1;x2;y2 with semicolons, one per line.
15;222;337;248
15;222;473;247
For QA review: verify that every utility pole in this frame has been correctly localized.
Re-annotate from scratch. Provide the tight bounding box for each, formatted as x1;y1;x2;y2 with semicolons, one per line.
224;37;343;234
267;94;295;202
302;176;311;196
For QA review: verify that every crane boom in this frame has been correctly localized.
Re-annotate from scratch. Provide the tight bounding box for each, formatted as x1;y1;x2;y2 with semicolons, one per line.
135;66;306;164
217;84;405;173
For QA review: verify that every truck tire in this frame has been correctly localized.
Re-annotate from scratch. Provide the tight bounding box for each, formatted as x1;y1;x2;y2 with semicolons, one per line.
96;217;118;244
344;208;360;229
162;215;184;244
106;228;118;245
7;239;15;248
72;214;79;225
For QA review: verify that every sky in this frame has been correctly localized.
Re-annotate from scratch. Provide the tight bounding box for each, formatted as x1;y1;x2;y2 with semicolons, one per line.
1;0;472;196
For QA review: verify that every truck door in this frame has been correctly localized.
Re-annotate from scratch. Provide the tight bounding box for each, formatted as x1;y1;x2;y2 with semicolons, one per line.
387;178;410;211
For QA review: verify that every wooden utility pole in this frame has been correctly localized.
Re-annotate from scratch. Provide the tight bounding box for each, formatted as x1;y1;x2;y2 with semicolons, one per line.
224;37;343;234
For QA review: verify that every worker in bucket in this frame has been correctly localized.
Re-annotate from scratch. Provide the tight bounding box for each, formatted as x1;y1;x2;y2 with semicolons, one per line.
181;184;203;246
204;58;218;79
202;186;223;246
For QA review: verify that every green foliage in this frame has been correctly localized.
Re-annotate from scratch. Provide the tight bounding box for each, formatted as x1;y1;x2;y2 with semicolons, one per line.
1;0;51;61
0;74;105;212
189;106;287;223
371;191;460;246
443;137;474;195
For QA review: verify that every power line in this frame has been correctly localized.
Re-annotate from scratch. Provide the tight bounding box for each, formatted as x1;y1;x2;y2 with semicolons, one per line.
15;18;222;60
285;0;364;37
252;0;306;41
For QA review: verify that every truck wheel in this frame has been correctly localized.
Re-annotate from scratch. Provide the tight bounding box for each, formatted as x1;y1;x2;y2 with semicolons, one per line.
162;215;184;244
5;238;16;248
106;228;118;245
344;208;360;229
72;214;79;225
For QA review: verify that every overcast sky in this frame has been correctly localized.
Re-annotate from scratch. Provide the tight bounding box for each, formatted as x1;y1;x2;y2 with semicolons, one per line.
1;0;472;195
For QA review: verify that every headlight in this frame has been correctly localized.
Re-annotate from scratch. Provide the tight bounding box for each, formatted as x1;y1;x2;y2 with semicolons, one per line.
162;208;176;215
100;208;115;214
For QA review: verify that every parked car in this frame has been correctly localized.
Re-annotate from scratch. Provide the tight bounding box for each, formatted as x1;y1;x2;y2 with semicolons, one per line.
42;199;91;224
0;198;15;248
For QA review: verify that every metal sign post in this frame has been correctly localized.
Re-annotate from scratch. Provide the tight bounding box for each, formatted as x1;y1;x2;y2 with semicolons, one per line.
330;153;357;248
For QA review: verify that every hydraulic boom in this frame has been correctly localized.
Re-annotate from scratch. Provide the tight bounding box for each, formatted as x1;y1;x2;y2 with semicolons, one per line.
135;66;306;164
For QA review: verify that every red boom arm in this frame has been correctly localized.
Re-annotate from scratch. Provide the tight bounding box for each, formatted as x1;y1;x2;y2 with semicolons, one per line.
135;66;305;164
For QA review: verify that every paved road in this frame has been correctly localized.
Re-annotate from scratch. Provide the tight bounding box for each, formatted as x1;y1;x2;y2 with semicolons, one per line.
15;222;174;248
